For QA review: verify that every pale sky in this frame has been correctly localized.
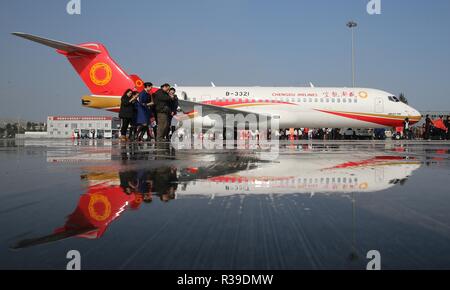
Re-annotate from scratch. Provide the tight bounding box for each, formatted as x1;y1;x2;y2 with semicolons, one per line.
1;0;449;121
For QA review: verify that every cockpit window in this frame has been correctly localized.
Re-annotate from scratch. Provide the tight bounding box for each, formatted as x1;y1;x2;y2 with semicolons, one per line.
388;96;400;102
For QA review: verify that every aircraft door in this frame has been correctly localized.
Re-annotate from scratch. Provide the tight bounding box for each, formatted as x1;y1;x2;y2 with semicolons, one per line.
375;167;384;184
375;97;384;113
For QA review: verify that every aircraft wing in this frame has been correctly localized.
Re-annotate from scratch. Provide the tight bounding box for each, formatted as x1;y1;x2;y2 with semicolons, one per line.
177;99;272;125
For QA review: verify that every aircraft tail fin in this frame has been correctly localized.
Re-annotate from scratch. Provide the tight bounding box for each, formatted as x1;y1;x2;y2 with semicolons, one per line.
130;74;145;92
130;74;159;94
12;32;135;96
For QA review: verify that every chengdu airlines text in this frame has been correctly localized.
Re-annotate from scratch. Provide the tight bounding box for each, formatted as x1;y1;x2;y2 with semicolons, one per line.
177;274;274;287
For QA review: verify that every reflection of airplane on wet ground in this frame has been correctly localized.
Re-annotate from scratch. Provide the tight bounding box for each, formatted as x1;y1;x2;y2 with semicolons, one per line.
12;153;420;249
176;155;421;197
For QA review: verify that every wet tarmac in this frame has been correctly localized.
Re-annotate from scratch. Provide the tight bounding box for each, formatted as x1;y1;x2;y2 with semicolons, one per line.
0;139;449;269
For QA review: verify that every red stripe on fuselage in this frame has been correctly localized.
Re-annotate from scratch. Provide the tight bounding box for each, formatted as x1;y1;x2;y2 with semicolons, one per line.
323;156;415;170
316;109;417;127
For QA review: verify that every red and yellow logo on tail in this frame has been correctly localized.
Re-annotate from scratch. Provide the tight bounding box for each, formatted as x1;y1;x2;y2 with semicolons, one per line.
89;62;112;86
130;74;144;91
135;79;143;88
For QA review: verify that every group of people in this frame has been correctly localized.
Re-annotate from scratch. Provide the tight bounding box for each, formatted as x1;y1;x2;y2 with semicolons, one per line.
400;115;450;140
119;167;178;203
119;82;179;142
276;128;341;140
422;115;450;140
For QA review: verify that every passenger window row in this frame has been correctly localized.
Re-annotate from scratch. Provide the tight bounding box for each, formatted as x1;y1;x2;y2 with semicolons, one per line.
206;177;359;186
190;97;358;104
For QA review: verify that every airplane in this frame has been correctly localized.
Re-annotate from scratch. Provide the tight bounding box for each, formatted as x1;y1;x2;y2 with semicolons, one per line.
12;32;422;129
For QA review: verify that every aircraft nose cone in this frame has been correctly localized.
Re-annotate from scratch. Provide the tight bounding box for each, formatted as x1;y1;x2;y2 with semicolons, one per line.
407;107;422;123
411;108;421;117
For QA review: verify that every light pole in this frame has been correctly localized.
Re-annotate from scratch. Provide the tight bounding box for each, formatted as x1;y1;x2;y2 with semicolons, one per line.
346;21;357;88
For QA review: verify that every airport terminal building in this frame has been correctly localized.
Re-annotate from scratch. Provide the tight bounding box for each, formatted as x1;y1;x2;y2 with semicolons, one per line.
47;116;121;138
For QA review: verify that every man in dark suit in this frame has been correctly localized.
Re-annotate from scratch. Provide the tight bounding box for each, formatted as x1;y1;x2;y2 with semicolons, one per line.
153;83;173;142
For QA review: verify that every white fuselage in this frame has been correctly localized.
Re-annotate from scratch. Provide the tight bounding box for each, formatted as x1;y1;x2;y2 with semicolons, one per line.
173;86;421;128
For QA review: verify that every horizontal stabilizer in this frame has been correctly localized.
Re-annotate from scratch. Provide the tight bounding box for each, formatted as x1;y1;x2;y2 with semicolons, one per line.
12;32;101;55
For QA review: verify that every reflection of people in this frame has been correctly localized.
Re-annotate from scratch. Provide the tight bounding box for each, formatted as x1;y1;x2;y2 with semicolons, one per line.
143;192;153;203
119;170;138;194
148;167;178;202
136;170;149;193
120;166;179;202
120;168;155;205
